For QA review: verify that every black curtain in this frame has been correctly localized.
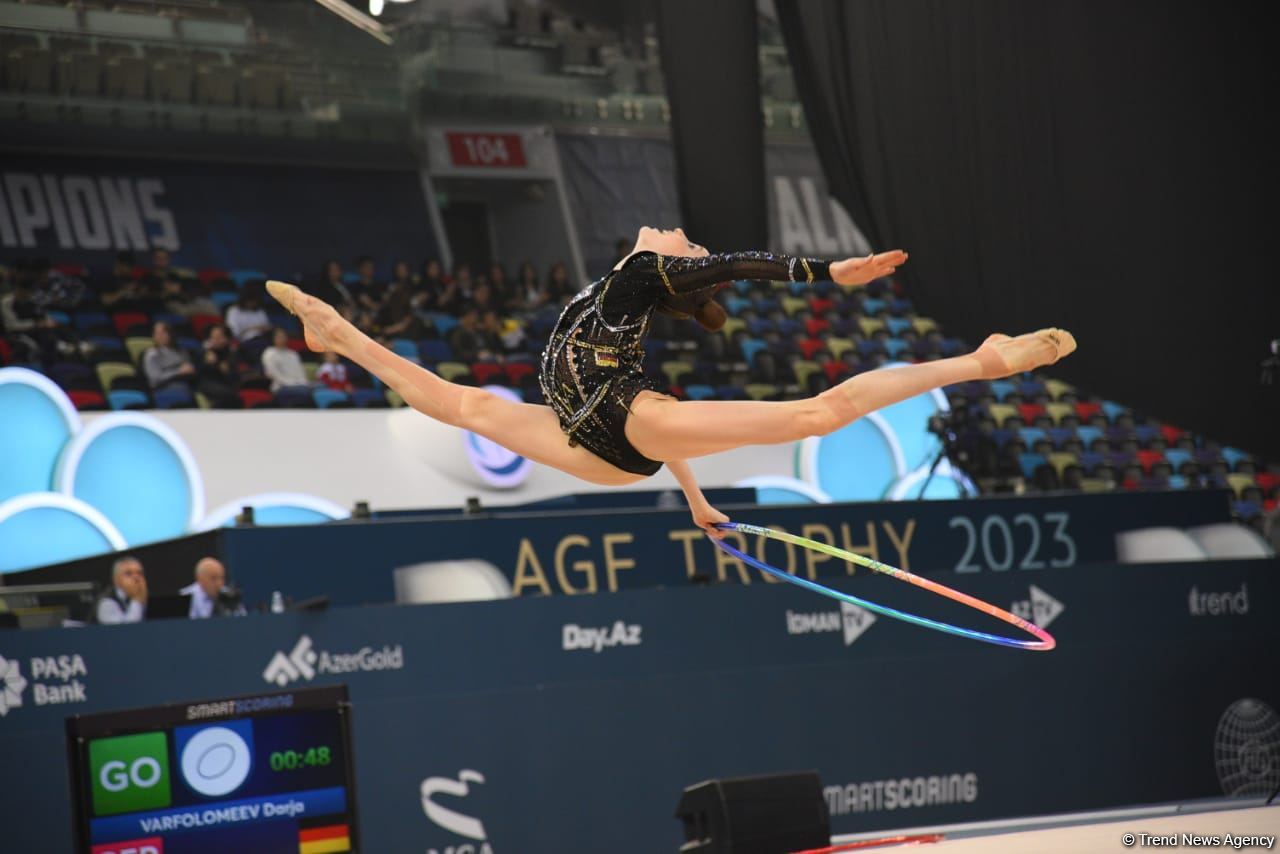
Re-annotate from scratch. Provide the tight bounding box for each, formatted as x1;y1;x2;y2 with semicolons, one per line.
656;0;767;251
777;0;1279;459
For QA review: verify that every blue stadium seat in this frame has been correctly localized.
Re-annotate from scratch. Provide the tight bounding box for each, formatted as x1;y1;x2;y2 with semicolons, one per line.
1018;427;1048;447
211;292;238;310
230;270;267;287
885;317;913;336
1075;426;1103;448
740;338;768;365
1019;380;1046;399
861;297;886;316
390;339;418;360
1167;475;1189;490
75;311;111;332
1164;449;1192;470
313;388;351;409
274;386;314;408
153;385;194;409
352;388;388;408
724;295;752;316
883;339;909;358
988;380;1016;402
1222;447;1252;468
1019;452;1049;478
431;315;460;337
108;389;149;410
1101;400;1128;421
419;339;453;363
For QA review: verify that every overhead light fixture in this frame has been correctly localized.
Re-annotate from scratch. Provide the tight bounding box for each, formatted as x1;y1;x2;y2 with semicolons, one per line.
310;0;393;44
369;0;418;17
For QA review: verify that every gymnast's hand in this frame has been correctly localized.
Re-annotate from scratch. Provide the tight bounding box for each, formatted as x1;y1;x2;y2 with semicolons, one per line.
829;250;908;286
693;503;731;540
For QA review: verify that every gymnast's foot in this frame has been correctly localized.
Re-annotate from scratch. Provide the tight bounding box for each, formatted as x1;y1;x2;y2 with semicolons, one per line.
266;280;346;353
973;328;1076;379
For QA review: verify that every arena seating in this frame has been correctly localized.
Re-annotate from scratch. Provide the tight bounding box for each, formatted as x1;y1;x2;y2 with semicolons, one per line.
0;256;1270;526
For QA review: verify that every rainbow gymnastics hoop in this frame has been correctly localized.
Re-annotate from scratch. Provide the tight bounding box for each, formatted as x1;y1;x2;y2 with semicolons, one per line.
710;522;1056;651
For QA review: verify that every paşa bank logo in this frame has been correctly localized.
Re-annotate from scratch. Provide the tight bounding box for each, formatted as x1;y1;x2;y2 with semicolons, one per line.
263;634;404;686
0;650;88;716
422;769;493;854
89;732;172;817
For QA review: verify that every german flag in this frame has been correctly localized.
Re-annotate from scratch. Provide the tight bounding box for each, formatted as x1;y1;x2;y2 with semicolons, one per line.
298;823;351;854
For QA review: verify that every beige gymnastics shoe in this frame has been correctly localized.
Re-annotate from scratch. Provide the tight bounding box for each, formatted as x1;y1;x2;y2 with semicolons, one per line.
974;328;1076;379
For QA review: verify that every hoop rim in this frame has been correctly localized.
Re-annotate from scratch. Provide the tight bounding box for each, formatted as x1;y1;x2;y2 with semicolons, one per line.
711;521;1056;651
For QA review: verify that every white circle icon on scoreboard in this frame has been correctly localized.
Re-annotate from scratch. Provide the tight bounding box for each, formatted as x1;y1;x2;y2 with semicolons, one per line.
180;726;252;797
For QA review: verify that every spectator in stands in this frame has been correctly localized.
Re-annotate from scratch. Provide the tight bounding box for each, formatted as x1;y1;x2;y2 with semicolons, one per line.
143;321;196;391
162;273;218;318
508;260;544;312
353;255;385;312
487;262;509;308
149;247;173;283
545;261;573;305
99;251;151;310
179;557;245;619
1;277;54;361
96;555;147;624
316;351;353;393
448;304;499;362
482;308;522;354
390;260;413;292
197;323;241;408
29;257;88;311
261;326;308;391
309;259;356;310
471;280;499;315
226;284;273;359
417;258;445;309
376;278;427;339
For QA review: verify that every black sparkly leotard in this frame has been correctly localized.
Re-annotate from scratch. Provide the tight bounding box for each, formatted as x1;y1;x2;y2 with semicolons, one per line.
538;250;832;476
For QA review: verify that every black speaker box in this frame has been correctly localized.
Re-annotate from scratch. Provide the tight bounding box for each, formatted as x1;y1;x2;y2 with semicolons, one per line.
675;771;830;853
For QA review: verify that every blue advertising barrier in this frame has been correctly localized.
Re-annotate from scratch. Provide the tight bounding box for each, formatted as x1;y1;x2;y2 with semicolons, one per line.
220;488;1233;607
0;558;1275;852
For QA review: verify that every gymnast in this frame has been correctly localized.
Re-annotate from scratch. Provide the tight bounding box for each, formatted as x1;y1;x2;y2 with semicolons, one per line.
267;227;1074;538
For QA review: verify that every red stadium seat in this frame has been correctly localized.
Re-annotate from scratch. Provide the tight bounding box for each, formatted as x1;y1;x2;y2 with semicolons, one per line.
809;297;835;315
1160;424;1185;445
54;263;88;277
198;268;229;285
1255;472;1280;494
112;311;151;337
804;317;830;337
1074;401;1102;420
1018;402;1047;423
190;314;223;339
798;338;827;359
472;363;506;385
823;361;851;383
67;390;107;410
0;337;11;365
1136;449;1165;472
504;362;535;385
286;337;308;353
238;389;273;409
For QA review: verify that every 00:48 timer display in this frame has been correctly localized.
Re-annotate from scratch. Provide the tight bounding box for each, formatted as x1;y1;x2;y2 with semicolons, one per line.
269;746;332;771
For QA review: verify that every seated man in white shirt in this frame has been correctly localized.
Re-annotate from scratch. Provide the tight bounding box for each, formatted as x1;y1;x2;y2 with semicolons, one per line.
179;557;247;618
96;556;147;624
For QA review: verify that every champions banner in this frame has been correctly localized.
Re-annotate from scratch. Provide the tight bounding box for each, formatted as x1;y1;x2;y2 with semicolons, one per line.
0;155;438;276
0;559;1275;851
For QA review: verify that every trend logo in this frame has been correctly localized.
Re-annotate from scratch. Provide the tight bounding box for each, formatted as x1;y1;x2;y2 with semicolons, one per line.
0;654;28;716
262;635;317;686
1010;585;1064;629
421;769;488;841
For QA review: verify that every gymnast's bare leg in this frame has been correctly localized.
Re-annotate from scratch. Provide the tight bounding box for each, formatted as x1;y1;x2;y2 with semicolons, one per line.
265;281;645;486
623;328;1075;462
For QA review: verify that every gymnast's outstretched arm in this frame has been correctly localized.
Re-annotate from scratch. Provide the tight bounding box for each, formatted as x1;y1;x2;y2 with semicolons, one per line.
668;459;729;539
646;249;908;298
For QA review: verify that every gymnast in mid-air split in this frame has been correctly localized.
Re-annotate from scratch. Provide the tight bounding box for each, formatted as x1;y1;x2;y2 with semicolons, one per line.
267;227;1075;538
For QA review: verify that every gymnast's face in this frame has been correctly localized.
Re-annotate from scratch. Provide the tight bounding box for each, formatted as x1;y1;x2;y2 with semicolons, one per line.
637;226;709;258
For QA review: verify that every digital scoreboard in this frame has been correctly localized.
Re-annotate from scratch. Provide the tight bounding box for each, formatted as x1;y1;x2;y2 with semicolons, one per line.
66;686;360;854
